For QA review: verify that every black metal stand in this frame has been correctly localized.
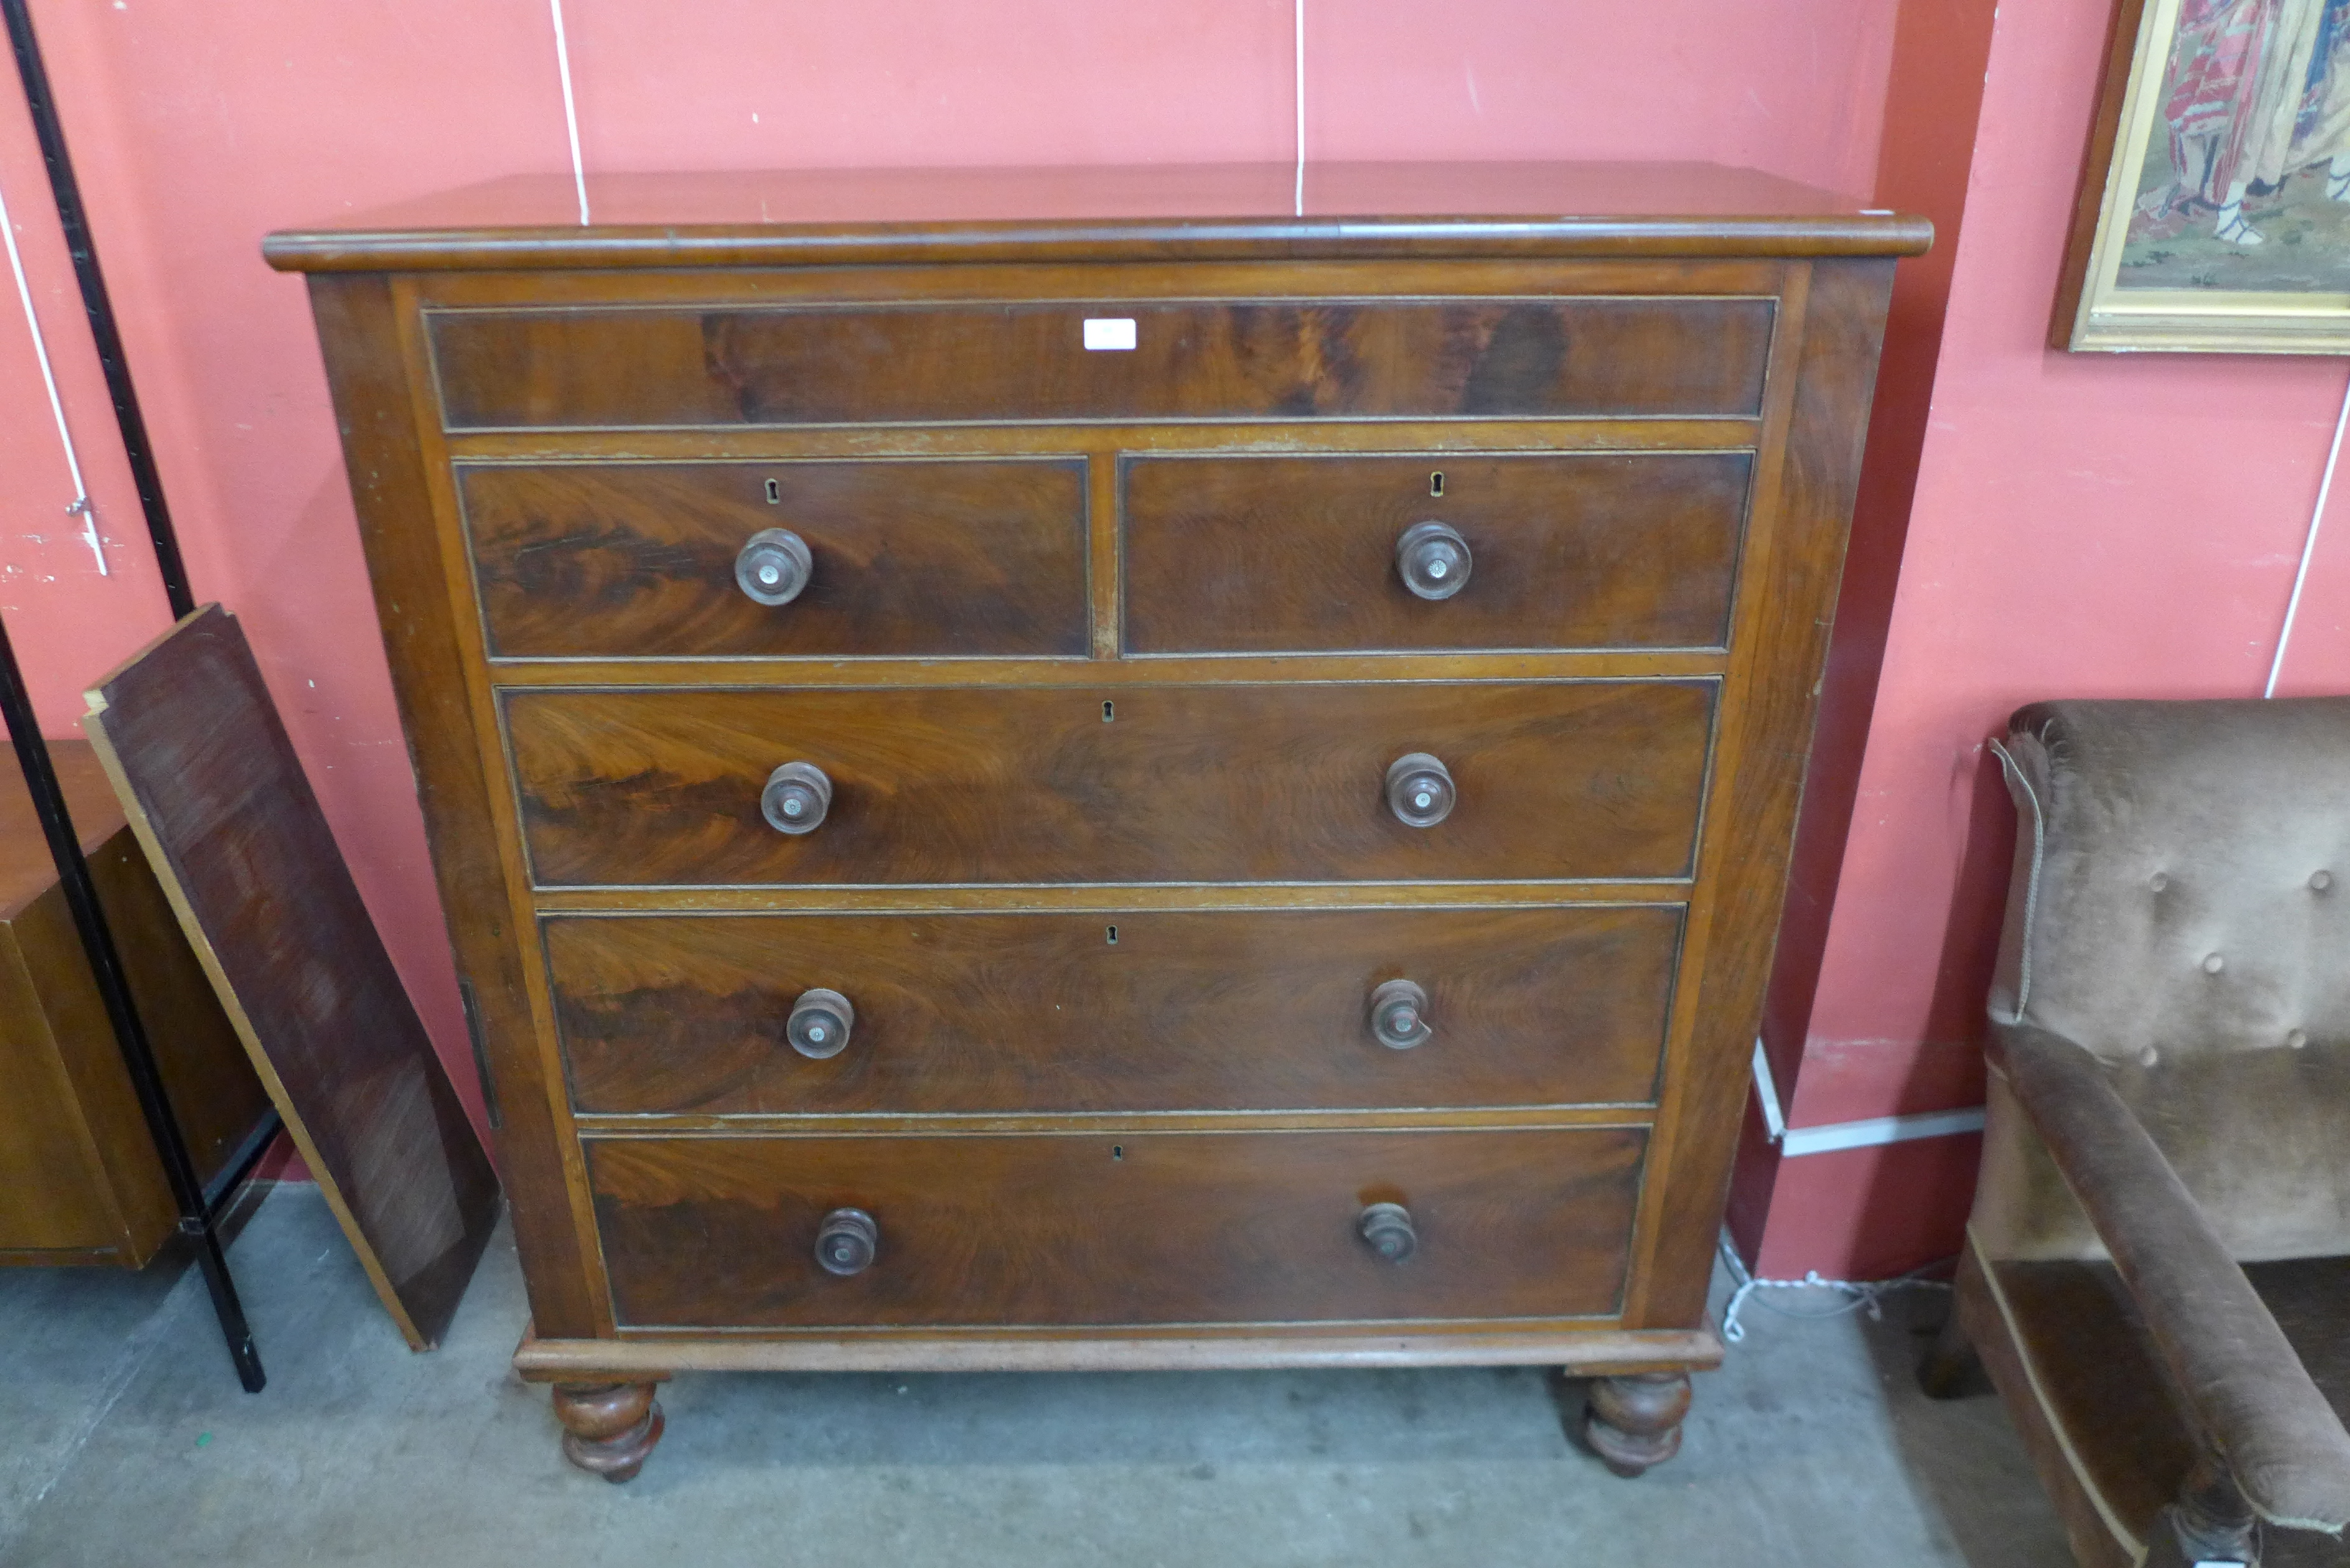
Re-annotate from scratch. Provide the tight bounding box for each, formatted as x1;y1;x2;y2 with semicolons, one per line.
0;0;266;1391
0;628;266;1391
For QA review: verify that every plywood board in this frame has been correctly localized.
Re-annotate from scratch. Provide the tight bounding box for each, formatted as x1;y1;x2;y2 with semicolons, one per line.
83;605;500;1348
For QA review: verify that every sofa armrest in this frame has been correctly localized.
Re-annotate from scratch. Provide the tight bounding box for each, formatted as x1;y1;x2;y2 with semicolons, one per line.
1997;1021;2350;1533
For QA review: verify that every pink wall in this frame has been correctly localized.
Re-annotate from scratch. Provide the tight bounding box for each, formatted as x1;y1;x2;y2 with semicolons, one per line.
1728;0;2000;1274
1752;0;2350;1277
0;1;1902;1155
14;1;2329;1282
11;1;2336;1281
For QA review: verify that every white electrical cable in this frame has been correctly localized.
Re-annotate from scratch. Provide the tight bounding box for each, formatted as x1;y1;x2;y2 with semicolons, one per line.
2265;370;2350;698
1293;0;1306;218
1715;1234;1952;1345
548;0;590;226
0;167;103;575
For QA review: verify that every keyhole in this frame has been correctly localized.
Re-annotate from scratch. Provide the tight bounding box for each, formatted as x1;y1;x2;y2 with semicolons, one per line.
1106;925;1118;945
1102;700;1115;722
1112;1145;1124;1160
1430;471;1445;497
764;478;782;504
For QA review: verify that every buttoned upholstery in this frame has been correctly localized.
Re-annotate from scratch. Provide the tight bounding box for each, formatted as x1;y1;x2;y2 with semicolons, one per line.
1983;698;2350;1264
1950;696;2350;1562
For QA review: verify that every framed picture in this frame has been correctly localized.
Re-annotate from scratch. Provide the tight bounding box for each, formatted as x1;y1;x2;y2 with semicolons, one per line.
2055;0;2350;353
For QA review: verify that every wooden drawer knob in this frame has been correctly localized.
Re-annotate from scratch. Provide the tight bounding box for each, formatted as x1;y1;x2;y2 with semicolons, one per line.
1358;1202;1418;1262
1395;520;1471;600
761;760;832;834
1384;752;1455;828
735;527;812;606
815;1207;878;1276
1368;978;1432;1050
787;987;855;1059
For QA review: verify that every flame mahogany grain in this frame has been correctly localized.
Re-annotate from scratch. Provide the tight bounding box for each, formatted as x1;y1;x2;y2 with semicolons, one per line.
503;679;1716;889
429;297;1774;431
1122;451;1751;655
460;458;1088;660
587;1127;1645;1329
547;903;1682;1116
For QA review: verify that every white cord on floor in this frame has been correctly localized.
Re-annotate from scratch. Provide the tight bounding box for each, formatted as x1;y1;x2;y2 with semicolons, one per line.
1716;1233;1952;1345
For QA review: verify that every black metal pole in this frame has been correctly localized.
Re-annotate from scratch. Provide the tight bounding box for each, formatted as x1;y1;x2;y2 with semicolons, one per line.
1;0;192;620
0;0;261;1389
0;622;262;1391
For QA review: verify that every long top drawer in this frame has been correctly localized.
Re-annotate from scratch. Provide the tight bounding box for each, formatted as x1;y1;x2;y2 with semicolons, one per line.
428;297;1775;429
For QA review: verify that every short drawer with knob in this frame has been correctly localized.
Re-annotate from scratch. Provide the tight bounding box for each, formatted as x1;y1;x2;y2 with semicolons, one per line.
1122;451;1753;655
457;457;1090;660
546;905;1683;1116
456;448;1751;665
585;1126;1647;1329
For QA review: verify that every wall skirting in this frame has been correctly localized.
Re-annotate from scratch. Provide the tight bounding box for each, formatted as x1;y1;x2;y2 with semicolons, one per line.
1751;1039;1987;1158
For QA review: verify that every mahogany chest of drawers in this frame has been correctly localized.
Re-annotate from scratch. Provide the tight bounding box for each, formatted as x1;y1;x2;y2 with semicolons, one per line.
268;163;1926;1480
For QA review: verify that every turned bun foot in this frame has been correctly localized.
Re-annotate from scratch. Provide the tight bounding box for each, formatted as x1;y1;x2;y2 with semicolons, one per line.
551;1381;666;1483
1583;1371;1692;1478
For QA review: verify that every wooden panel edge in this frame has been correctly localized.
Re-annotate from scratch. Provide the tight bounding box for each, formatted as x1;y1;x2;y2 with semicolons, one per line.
0;1246;131;1267
268;218;1935;275
512;1323;1724;1379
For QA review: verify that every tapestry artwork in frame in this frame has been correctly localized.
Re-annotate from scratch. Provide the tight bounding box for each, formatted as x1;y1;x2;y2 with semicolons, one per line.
2056;0;2350;352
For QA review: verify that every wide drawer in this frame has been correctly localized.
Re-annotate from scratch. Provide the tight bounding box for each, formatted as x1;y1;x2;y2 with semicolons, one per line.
588;1127;1645;1328
458;459;1088;659
1123;451;1751;654
549;905;1681;1115
428;297;1775;429
503;679;1715;887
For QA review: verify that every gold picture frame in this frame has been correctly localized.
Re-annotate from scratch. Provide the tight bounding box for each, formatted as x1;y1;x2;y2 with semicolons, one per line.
2056;0;2350;353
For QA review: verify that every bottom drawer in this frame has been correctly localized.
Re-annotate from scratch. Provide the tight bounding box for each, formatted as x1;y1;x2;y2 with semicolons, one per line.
588;1127;1645;1329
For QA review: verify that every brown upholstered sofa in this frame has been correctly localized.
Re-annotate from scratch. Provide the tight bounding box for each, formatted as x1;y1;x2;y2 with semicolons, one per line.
1940;698;2350;1567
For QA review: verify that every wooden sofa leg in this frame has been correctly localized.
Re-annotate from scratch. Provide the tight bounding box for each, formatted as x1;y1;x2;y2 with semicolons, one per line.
1919;1237;1991;1399
1918;1301;1987;1399
551;1381;666;1483
1583;1372;1692;1477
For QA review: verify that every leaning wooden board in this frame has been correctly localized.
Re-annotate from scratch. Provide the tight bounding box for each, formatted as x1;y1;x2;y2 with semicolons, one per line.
83;605;500;1347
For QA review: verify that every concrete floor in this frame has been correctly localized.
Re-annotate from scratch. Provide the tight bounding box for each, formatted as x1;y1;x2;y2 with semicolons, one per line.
0;1185;2070;1567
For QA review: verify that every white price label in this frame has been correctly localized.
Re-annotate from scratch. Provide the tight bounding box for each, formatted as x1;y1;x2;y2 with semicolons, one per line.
1082;317;1137;351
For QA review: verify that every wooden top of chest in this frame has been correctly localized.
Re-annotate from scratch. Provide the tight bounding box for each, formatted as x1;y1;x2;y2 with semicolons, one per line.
0;741;123;923
264;162;1930;273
